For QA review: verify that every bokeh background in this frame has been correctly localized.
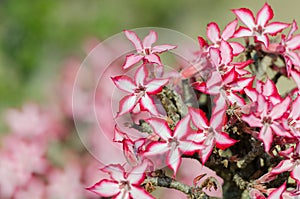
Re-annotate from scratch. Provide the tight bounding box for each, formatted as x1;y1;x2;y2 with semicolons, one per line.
0;1;300;198
1;0;299;110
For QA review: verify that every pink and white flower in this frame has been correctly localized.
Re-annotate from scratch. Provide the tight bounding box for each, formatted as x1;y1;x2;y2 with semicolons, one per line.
144;115;202;176
206;19;244;55
242;95;291;152
271;145;300;185
123;30;176;69
233;3;289;47
114;126;146;167
112;65;169;116
88;162;154;199
209;40;252;75
280;20;300;75
188;107;237;164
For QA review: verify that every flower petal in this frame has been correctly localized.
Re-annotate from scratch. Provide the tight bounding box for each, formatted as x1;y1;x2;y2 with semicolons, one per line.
291;165;300;183
229;42;245;55
210;109;226;130
287;20;298;39
232;8;255;29
255;34;269;47
222;19;238;40
189;107;209;130
179;140;203;154
268;182;286;199
87;179;120;197
259;125;273;152
152;44;177;54
286;34;300;50
264;22;290;35
130;185;154;199
127;163;148;184
215;132;237;150
123;54;144;69
124;30;143;52
271;123;290;137
146;118;172;140
134;65;148;86
186;132;206;143
220;40;233;65
207;22;221;44
234;27;253;38
146;79;169;94
271;160;294;174
144;142;169;156
112;75;136;93
144;54;162;65
101;164;125;182
269;97;290;120
143;30;157;49
167;148;181;176
123;139;139;166
256;3;273;27
291;69;300;89
113;126;129;142
173;115;191;139
209;47;221;67
117;95;137;117
115;190;130;199
200;139;214;164
290;96;300;119
140;93;159;115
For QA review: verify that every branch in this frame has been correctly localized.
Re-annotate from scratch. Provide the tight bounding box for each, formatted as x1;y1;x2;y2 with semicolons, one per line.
236;141;264;169
233;174;252;190
157;86;188;126
142;176;219;199
125;119;153;134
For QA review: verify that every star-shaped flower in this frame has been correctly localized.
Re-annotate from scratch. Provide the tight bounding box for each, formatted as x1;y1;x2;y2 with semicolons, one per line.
88;162;154;199
233;3;289;47
242;95;290;152
271;145;300;185
143;115;202;176
112;65;169;117
188;107;238;164
207;19;244;55
123;30;177;69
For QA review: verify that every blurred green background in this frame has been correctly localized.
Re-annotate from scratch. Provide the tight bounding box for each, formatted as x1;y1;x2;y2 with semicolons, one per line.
0;0;299;110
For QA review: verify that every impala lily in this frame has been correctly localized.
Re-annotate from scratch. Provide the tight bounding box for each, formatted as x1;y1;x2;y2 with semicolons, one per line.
144;115;203;176
209;40;252;75
188;107;238;164
123;30;177;69
88;162;154;199
206;19;244;55
242;95;290;152
271;145;300;185
112;65;169;117
281;20;300;75
282;95;300;138
193;69;254;107
233;3;289;47
113;126;146;167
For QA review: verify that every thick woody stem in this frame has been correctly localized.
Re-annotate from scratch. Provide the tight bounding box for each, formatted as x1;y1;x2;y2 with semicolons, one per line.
236;141;264;169
142;176;219;199
157;86;188;126
233;174;252;190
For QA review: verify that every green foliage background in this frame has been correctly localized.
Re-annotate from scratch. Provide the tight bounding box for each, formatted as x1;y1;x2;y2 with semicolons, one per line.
0;0;298;110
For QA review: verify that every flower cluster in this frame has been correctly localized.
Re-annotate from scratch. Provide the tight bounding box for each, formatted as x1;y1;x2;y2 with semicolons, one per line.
87;3;300;199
